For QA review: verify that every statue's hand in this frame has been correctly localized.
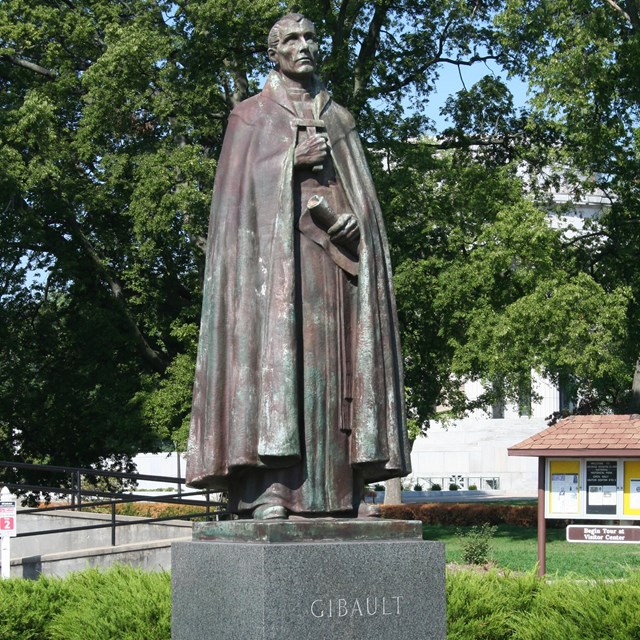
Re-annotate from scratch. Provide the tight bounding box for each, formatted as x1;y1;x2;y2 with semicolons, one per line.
294;134;329;168
328;213;360;249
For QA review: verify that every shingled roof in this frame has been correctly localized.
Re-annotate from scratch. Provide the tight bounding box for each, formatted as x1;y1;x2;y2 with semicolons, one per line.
508;414;640;457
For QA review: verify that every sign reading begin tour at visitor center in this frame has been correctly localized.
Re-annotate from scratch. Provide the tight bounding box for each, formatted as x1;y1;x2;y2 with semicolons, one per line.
567;525;640;544
546;458;640;520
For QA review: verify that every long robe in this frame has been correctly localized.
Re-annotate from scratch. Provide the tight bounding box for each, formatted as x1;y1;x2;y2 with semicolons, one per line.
186;71;410;515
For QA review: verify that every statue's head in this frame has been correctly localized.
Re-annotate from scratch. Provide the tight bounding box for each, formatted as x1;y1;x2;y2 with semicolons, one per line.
268;14;318;81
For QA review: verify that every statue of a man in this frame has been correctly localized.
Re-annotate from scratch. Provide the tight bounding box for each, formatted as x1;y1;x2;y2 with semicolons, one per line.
186;13;410;520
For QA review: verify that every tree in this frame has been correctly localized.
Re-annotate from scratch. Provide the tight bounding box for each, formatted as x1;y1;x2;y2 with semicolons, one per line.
0;0;515;472
1;0;637;491
496;0;640;411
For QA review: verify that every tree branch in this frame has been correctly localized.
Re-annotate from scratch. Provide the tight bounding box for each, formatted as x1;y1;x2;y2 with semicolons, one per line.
1;53;56;79
68;217;168;374
423;134;520;149
371;16;451;96
222;59;249;110
377;54;500;95
352;1;392;106
604;0;633;24
561;230;608;246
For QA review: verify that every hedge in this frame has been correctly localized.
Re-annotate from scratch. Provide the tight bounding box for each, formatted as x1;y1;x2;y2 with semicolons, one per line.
380;503;554;527
2;566;640;640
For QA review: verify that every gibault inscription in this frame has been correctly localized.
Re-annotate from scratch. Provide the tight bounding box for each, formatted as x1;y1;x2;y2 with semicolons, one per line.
311;596;402;619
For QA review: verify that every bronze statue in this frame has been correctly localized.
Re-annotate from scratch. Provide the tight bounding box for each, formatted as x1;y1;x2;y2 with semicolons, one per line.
186;13;410;520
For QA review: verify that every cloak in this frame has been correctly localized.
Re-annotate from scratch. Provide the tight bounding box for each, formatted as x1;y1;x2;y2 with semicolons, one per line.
186;71;410;497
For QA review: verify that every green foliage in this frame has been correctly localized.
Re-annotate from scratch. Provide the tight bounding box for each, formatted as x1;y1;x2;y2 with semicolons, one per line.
2;564;640;640
0;575;73;639
0;566;170;640
447;570;543;640
456;522;498;565
448;570;640;640
426;523;640;578
47;567;171;640
388;145;634;420
2;0;640;478
0;0;519;471
494;0;640;408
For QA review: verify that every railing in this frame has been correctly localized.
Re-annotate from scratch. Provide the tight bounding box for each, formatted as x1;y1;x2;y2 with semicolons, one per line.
0;460;227;547
409;475;501;491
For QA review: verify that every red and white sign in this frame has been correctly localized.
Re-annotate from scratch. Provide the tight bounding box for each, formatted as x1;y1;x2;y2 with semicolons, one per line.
0;501;17;537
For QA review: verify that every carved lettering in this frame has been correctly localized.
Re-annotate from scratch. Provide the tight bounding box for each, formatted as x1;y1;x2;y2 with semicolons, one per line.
310;596;403;619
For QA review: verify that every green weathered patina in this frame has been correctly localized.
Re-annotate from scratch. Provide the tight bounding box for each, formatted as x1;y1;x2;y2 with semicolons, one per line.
192;520;422;543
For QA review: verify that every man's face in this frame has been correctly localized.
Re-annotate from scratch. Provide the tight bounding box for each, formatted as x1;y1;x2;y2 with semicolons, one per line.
269;20;318;80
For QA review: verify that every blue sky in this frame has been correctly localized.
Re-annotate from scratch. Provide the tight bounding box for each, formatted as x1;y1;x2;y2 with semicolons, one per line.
430;61;530;132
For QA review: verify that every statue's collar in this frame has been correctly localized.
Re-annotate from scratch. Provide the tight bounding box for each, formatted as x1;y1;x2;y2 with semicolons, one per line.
262;70;331;119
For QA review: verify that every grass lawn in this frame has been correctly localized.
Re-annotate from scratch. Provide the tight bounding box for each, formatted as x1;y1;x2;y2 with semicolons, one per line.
424;523;640;578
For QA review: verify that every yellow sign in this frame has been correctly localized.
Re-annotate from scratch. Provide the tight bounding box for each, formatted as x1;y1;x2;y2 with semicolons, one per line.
624;461;640;516
549;460;580;515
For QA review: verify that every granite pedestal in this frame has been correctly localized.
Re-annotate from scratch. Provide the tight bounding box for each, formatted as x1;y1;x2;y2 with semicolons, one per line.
172;520;446;640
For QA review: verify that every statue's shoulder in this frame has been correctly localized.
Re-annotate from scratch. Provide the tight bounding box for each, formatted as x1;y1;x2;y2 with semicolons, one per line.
228;94;269;127
325;99;357;134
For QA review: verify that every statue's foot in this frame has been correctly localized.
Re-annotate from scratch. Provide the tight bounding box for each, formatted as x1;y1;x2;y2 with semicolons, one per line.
252;504;288;520
358;503;381;519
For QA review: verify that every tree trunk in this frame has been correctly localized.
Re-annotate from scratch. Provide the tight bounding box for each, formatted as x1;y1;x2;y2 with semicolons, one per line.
631;357;640;413
384;477;402;504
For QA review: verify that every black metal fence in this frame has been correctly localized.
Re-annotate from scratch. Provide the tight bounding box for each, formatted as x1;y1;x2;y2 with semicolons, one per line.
0;460;227;547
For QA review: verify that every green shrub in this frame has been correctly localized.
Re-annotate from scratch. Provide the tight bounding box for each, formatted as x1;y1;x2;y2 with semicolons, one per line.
413;483;423;491
1;564;640;640
449;483;459;491
431;483;442;491
447;570;543;640
456;523;498;565
47;566;171;640
468;484;478;491
0;575;73;639
448;570;640;640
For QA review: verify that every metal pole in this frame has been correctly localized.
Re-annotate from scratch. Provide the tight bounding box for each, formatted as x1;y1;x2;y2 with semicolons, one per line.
176;444;182;499
76;470;82;510
70;467;76;509
537;456;546;577
111;502;116;546
1;536;9;579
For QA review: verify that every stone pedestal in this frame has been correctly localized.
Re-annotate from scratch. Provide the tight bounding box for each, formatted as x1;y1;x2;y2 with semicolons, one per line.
171;520;446;640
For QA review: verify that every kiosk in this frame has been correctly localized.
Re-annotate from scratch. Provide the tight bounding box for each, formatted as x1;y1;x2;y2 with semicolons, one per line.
508;414;640;575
